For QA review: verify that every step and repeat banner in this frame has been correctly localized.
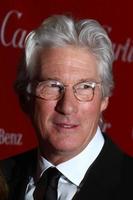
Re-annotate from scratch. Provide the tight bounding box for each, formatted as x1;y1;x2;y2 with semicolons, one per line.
0;0;133;159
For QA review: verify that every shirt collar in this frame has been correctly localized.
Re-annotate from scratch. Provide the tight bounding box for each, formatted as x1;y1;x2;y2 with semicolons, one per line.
37;127;104;186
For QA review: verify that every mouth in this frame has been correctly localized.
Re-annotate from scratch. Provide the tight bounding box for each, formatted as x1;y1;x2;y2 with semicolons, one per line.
54;123;79;129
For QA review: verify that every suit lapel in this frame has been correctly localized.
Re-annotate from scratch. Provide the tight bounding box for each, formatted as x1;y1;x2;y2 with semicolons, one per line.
72;136;123;199
8;149;38;200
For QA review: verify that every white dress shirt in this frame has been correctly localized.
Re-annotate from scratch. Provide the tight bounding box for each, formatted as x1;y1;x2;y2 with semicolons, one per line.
25;127;104;200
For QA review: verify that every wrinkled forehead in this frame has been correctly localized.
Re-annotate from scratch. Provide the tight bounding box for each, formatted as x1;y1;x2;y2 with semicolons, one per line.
37;46;100;82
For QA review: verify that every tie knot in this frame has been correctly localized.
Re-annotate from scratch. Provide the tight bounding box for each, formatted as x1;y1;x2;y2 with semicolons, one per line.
46;167;61;176
33;167;61;200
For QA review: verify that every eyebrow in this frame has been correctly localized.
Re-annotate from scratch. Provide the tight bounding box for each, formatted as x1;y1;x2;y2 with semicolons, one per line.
38;77;100;83
37;77;59;82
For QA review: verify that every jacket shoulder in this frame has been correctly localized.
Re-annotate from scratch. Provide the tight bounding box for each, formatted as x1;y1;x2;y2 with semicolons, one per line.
0;148;37;181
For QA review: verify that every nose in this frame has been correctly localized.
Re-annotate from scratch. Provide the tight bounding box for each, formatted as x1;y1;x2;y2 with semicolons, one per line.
55;88;78;115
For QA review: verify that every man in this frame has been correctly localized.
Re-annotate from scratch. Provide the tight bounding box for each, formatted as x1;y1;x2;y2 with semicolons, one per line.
1;15;133;200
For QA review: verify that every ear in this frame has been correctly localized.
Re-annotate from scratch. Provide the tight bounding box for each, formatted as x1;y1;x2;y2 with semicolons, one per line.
100;97;109;112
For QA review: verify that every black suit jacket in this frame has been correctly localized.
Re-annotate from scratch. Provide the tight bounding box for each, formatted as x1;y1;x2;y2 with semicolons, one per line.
1;134;133;200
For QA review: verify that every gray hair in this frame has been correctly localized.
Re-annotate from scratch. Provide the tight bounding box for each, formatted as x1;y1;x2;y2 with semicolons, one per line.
15;14;114;105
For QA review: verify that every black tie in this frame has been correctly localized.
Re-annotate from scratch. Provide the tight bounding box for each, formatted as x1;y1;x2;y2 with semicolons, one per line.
33;167;61;200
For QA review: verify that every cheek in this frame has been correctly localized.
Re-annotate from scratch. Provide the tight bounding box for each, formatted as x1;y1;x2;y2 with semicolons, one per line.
34;100;56;123
80;100;102;124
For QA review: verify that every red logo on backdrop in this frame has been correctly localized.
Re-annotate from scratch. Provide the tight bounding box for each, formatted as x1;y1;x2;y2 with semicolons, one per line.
0;128;23;145
0;10;27;48
104;25;133;62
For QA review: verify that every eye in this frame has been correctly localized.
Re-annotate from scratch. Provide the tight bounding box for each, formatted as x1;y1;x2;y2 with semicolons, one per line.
48;81;60;87
83;83;92;89
77;82;94;90
47;80;64;92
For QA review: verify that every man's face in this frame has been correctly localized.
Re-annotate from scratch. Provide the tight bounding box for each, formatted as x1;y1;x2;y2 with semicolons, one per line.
33;46;108;163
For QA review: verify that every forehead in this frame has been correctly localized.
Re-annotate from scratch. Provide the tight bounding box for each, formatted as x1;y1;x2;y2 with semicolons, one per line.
39;46;99;82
